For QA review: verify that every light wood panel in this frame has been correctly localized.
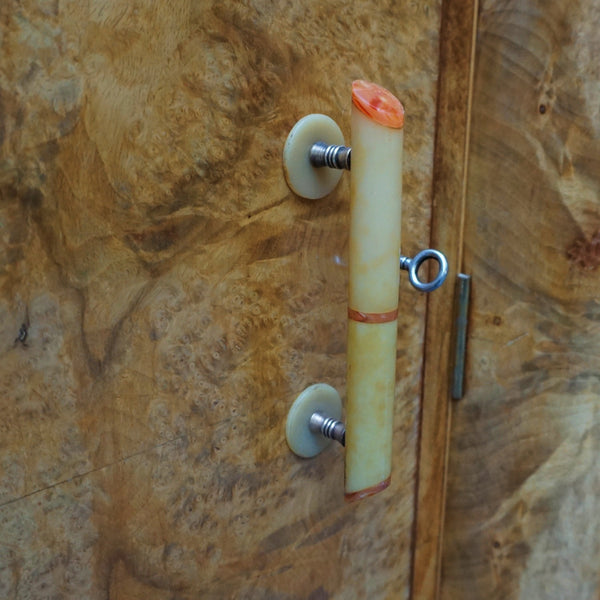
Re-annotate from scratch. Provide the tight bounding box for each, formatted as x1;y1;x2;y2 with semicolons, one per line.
0;1;442;598
441;1;600;598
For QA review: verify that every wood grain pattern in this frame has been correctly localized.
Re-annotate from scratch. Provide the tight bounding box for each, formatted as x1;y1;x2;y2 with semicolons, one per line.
411;0;478;598
0;1;441;597
440;1;600;598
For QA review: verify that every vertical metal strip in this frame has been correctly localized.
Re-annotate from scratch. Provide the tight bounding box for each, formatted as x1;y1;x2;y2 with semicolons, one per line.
451;274;471;400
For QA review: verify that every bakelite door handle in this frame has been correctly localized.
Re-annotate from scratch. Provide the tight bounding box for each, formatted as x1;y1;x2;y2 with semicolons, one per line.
283;80;448;501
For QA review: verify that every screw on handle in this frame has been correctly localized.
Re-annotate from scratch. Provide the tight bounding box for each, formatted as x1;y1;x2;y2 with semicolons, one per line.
309;142;352;170
309;411;346;446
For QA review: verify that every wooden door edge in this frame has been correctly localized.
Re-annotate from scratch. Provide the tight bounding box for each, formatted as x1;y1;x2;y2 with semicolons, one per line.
410;0;479;598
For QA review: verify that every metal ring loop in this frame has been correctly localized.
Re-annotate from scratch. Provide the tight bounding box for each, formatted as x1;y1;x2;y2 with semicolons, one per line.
404;249;448;293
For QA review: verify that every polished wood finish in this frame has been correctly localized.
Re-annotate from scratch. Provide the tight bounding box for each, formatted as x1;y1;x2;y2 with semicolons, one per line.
440;1;600;598
411;0;478;598
0;1;442;598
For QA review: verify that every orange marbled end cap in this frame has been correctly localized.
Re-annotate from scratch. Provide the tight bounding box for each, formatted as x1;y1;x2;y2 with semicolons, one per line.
352;80;405;129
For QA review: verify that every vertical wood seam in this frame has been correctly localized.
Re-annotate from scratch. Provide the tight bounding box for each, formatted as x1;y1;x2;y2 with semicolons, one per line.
410;0;479;598
433;4;479;598
457;0;479;272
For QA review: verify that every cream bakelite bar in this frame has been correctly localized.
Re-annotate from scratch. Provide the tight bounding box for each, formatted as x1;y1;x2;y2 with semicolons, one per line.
283;80;446;501
345;80;404;501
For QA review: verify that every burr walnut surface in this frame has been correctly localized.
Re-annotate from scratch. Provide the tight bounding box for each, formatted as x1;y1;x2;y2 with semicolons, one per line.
0;1;441;598
440;1;600;599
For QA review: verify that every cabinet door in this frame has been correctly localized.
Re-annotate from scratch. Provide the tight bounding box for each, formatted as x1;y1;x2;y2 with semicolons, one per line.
0;2;442;598
440;2;600;598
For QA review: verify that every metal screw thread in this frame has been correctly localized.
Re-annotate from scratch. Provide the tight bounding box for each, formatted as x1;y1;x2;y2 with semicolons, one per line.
309;142;351;170
309;412;346;446
399;256;412;271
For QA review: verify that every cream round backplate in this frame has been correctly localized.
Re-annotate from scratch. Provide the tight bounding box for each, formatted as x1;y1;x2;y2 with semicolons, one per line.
282;114;345;200
285;383;342;458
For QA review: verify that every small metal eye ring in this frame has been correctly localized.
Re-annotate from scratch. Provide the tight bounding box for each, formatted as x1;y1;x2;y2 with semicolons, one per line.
405;249;448;293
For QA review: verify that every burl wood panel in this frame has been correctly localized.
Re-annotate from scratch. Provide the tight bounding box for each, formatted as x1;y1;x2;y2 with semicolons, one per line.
441;2;600;599
0;2;441;598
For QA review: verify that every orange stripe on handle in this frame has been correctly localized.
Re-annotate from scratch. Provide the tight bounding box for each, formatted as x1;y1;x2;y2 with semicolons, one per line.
348;308;398;324
344;476;391;503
